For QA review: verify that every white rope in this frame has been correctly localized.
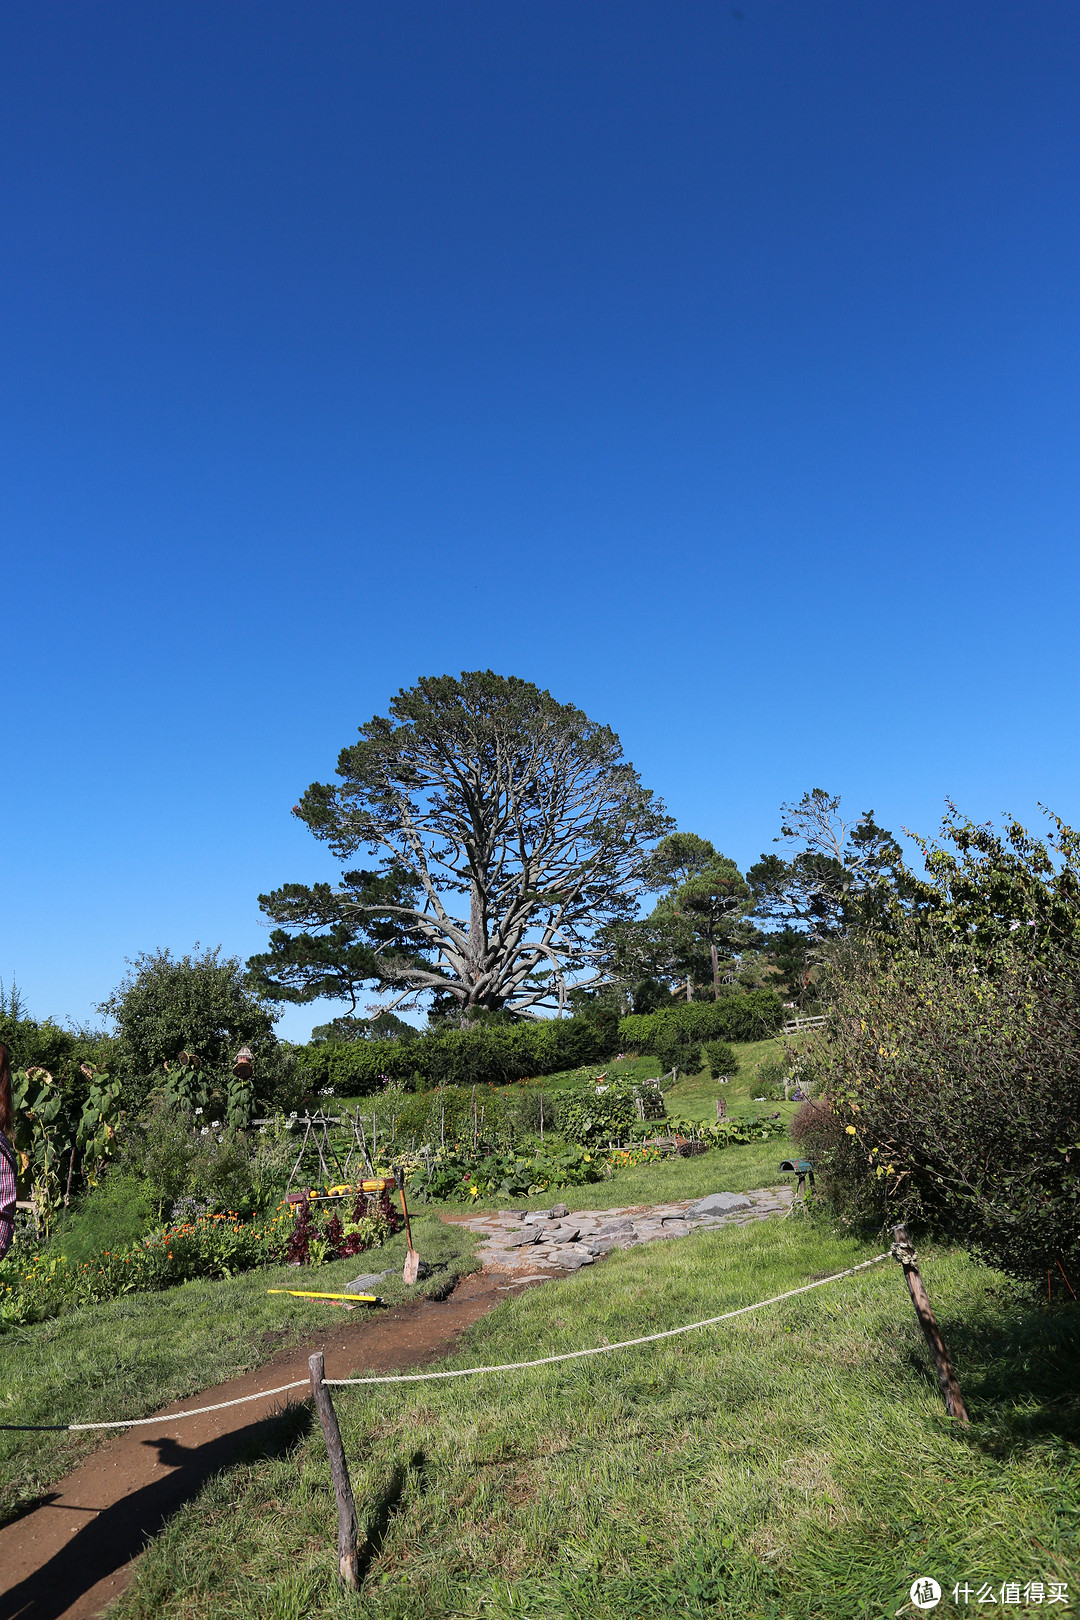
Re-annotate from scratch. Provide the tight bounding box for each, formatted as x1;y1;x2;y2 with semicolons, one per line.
326;1252;892;1387
67;1380;310;1431
7;1252;890;1432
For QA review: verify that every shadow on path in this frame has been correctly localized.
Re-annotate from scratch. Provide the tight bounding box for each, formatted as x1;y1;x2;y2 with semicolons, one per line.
0;1405;309;1620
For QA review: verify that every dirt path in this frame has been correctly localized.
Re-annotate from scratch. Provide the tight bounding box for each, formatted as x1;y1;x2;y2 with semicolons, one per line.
0;1187;794;1619
0;1268;527;1620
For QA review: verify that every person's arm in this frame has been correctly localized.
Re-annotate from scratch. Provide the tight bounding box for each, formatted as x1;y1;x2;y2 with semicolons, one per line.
0;1138;16;1260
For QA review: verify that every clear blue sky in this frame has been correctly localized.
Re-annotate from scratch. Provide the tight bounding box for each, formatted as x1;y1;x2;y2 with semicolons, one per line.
4;2;1079;1040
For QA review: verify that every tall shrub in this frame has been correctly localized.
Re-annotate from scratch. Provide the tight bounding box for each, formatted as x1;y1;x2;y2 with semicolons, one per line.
800;932;1080;1285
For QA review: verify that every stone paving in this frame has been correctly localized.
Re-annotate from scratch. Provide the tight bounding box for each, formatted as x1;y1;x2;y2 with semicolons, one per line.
445;1185;794;1280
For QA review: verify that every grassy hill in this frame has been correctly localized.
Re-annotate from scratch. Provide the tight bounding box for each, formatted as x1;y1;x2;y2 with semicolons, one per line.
111;1214;1079;1620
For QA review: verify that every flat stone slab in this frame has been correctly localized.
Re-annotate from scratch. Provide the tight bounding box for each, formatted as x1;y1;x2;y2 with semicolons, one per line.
687;1192;753;1218
344;1268;397;1293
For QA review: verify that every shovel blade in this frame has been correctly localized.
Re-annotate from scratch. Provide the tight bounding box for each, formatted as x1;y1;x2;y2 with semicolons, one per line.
402;1247;421;1286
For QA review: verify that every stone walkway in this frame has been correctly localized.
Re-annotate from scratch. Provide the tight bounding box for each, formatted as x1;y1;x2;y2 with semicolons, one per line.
444;1185;794;1279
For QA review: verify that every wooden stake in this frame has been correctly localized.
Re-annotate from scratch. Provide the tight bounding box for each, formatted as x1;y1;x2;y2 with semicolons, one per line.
308;1351;360;1588
891;1225;970;1424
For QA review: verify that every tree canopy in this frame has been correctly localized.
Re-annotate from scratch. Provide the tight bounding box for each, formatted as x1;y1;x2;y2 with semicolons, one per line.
100;946;278;1076
249;671;672;1018
598;833;754;1003
747;789;907;942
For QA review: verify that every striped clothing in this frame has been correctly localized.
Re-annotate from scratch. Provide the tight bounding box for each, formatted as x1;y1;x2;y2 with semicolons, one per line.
0;1132;16;1259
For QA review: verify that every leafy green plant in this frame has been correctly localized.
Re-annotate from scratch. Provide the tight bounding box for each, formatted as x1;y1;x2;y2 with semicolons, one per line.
0;1206;295;1329
618;990;783;1052
555;1084;637;1145
76;1069;124;1183
9;1067;67;1235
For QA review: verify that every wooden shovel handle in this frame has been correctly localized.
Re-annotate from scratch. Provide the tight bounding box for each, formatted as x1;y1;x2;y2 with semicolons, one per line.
397;1181;414;1250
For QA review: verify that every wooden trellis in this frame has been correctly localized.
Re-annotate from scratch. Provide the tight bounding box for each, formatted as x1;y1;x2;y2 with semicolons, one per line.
279;1109;388;1196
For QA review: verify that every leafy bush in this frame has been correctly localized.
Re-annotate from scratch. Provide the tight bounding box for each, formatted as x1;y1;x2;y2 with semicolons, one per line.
46;1174;153;1266
790;1098;831;1146
405;1140;607;1204
0;1186;404;1329
703;1040;740;1078
98;946;299;1112
618;990;783;1052
0;1207;295;1329
800;930;1080;1284
663;1113;786;1147
115;1098;295;1221
283;1190;399;1266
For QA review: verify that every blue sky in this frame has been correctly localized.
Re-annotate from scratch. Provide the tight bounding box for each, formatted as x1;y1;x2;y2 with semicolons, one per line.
4;1;1079;1040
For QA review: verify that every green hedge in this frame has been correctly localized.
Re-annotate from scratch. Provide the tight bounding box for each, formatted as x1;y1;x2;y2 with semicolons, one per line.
296;1014;620;1097
295;993;782;1097
617;991;783;1052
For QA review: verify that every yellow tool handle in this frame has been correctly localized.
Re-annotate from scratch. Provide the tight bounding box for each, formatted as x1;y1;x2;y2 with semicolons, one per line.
267;1289;378;1302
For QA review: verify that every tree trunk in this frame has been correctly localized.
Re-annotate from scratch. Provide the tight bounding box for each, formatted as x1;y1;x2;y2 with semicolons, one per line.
710;942;720;1001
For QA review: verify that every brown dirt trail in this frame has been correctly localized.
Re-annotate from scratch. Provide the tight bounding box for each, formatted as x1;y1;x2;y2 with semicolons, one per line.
0;1270;524;1620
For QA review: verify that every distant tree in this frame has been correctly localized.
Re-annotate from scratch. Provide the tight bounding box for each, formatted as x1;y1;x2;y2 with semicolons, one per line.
761;925;816;1002
595;909;701;1002
600;834;754;1002
644;832;717;891
747;790;907;943
310;1010;421;1045
251;672;672;1019
669;856;752;1000
631;977;673;1013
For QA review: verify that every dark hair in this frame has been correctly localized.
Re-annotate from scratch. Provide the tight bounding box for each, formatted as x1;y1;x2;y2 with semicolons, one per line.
0;1041;12;1137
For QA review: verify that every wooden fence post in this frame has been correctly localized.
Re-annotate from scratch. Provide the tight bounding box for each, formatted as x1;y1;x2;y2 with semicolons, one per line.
890;1225;969;1424
308;1351;360;1587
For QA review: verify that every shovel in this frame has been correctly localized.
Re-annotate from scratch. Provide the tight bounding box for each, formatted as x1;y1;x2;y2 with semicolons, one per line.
397;1171;422;1285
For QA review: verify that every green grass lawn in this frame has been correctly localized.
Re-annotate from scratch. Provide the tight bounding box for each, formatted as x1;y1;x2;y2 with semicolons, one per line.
664;1035;813;1123
110;1213;1080;1620
0;1215;479;1523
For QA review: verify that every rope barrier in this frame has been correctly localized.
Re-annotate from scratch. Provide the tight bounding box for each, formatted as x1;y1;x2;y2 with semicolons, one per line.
326;1251;891;1386
0;1251;891;1432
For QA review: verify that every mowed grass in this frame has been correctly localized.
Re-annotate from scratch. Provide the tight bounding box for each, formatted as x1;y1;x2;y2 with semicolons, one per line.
112;1216;1079;1620
0;1215;479;1522
664;1037;801;1121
